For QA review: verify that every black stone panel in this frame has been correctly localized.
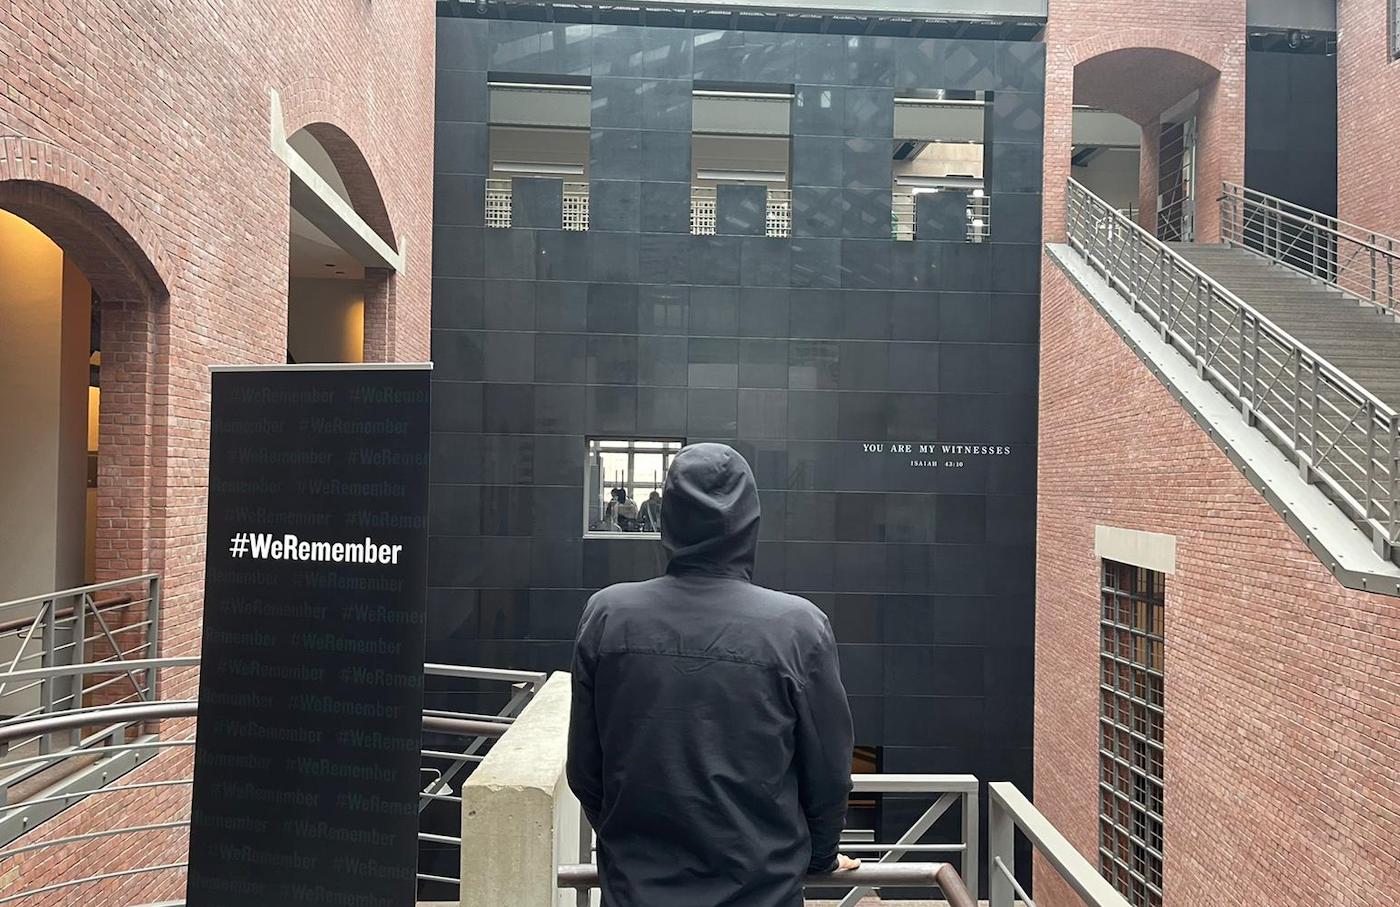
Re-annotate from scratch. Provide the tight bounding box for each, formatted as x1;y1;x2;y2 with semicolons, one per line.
431;18;1045;896
916;191;970;241
511;177;563;229
716;185;769;236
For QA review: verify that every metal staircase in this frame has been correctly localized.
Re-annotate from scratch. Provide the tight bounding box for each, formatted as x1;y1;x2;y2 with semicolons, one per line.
1062;178;1400;576
1169;243;1400;410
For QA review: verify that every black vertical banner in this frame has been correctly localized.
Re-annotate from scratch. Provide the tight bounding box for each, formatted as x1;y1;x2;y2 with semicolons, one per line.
187;364;431;907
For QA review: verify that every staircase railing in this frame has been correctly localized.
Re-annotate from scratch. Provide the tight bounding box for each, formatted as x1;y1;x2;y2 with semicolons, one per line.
1067;178;1400;564
1220;181;1400;316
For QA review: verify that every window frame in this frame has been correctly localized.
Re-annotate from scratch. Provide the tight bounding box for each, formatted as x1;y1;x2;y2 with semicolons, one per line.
582;437;685;539
1097;559;1165;907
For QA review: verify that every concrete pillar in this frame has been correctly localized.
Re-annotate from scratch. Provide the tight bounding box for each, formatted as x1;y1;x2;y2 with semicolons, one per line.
461;673;585;907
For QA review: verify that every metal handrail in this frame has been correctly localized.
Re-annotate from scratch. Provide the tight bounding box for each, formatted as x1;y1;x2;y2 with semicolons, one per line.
565;772;980;907
989;782;1132;907
0;702;508;745
0;574;159;613
0;660;544;904
558;861;978;906
1221;181;1400;315
1067;178;1400;563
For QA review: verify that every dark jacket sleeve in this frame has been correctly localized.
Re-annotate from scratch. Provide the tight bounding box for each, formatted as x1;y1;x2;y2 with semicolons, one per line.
793;616;854;873
567;601;604;829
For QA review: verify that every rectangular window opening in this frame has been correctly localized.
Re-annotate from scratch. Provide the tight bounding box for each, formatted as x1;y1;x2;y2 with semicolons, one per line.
585;438;684;537
487;75;591;230
691;85;793;238
1098;559;1165;907
892;90;989;242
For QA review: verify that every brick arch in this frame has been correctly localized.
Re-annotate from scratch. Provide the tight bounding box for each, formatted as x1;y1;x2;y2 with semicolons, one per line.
278;84;398;247
0;142;171;583
1071;29;1226;72
1073;46;1222;126
0;139;172;304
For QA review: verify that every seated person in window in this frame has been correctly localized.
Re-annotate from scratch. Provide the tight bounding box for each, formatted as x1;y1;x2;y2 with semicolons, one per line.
639;491;662;532
605;488;641;531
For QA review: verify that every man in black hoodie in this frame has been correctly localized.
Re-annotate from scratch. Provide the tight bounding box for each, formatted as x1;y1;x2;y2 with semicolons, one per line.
568;443;856;907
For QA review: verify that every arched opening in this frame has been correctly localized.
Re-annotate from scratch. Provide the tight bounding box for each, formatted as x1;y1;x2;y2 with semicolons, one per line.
0;207;98;600
1071;48;1222;241
0;177;167;755
284;125;398;364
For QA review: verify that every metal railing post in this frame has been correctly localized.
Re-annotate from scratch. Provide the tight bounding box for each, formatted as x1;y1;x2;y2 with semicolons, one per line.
68;594;87;747
987;791;1014;907
1371;237;1379;305
38;601;56;756
960;784;979;900
145;576;163;708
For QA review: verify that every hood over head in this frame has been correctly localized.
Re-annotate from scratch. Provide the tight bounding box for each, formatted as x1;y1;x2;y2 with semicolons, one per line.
661;443;761;580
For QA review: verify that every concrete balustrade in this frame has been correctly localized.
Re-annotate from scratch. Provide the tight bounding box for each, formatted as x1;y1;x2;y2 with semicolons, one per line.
460;672;583;907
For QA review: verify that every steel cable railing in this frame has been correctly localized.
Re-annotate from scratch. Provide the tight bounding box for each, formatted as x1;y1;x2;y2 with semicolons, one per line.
1221;181;1400;315
1067;178;1400;564
0;657;545;905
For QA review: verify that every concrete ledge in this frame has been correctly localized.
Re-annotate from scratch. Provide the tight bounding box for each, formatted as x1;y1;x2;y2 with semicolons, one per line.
1094;525;1177;575
461;672;581;907
1048;243;1400;598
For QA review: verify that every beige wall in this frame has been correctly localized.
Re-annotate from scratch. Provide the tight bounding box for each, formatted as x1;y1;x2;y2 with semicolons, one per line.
287;277;365;363
0;209;91;602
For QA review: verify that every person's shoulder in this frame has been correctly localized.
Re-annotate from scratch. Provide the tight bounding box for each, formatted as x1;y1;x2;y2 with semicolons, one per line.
583;577;668;616
748;585;832;639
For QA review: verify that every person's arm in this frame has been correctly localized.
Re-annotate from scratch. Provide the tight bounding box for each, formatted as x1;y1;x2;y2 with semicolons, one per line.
567;601;605;829
793;617;854;874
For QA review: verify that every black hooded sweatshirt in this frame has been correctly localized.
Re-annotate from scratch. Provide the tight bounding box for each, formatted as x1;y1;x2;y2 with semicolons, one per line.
567;443;854;907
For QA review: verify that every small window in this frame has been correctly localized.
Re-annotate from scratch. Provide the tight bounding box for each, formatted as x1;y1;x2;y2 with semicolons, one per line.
892;90;989;242
691;86;792;238
585;438;684;537
487;76;591;229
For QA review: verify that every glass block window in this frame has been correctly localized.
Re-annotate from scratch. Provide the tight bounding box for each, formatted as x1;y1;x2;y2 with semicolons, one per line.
1099;560;1165;907
585;438;684;537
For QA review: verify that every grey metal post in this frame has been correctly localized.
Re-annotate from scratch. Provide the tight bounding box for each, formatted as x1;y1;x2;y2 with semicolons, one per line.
960;785;979;900
1390;419;1400;549
987;791;1014;907
38;600;56;756
1371;236;1379;306
69;594;87;746
145;576;162;708
577;801;592;907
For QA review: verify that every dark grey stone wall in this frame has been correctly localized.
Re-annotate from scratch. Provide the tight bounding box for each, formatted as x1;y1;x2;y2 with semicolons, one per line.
429;15;1044;889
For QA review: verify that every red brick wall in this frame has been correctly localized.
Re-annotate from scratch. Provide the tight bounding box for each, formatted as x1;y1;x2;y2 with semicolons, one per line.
0;1;436;902
1043;1;1246;243
1035;257;1400;906
1338;0;1400;237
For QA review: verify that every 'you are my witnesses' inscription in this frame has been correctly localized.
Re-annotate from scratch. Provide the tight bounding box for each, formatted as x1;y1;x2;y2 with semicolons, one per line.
861;441;1014;469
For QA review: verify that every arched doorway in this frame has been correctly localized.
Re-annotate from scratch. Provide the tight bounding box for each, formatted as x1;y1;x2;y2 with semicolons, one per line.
0;176;168;752
1071;47;1222;241
0;207;96;600
284;124;399;364
0;180;167;602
